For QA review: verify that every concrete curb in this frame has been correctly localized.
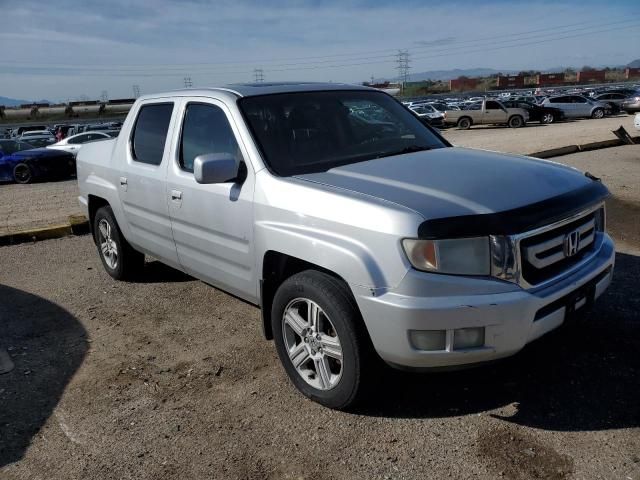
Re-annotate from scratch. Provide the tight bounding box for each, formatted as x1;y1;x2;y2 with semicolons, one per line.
530;136;639;159
0;215;89;247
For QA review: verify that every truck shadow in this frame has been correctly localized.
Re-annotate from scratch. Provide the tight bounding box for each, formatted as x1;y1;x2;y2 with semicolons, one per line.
0;285;87;467
359;251;640;432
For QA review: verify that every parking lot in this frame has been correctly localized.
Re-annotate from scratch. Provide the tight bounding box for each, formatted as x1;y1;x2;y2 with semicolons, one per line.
1;141;639;479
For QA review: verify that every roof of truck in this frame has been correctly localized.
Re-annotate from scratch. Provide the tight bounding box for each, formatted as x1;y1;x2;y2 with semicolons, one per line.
142;82;372;100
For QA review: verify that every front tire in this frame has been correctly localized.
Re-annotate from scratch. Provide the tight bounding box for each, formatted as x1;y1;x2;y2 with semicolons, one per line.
94;206;144;280
457;117;472;130
591;108;604;119
271;270;371;410
13;163;33;184
508;115;524;128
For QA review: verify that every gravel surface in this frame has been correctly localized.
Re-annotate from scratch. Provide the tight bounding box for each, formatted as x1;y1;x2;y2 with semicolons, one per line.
1;147;639;479
442;114;637;155
556;145;640;254
0;179;81;235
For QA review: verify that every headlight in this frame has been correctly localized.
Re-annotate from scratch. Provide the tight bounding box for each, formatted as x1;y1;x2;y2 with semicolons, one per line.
402;237;490;275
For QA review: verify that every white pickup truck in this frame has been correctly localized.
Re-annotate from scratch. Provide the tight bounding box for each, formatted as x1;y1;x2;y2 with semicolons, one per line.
77;83;614;409
444;99;529;129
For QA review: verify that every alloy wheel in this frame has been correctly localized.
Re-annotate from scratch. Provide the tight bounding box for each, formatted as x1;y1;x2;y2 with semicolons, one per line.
98;219;118;269
282;298;343;391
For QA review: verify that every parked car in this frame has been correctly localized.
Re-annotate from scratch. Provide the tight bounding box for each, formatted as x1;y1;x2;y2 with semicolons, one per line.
593;93;630;113
621;95;640;114
444;99;529;129
0;139;76;183
409;104;445;127
76;83;614;409
541;95;610;119
48;131;116;156
11;125;47;137
502;100;565;124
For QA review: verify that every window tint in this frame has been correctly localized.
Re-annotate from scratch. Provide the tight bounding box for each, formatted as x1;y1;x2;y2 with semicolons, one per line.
239;90;446;176
68;134;88;144
485;101;502;110
179;103;241;173
131;103;174;165
572;96;587;103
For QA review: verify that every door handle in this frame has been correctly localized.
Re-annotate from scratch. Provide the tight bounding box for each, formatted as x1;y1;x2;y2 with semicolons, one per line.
119;177;127;191
171;190;182;200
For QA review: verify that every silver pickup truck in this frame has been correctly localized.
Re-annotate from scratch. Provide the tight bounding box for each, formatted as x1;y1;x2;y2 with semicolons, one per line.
444;99;529;129
77;83;614;409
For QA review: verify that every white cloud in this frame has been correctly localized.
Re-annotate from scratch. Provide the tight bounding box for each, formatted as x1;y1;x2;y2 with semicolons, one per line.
0;0;638;100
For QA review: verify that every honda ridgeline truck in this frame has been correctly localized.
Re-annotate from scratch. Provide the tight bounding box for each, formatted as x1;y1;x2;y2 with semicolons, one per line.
77;83;614;409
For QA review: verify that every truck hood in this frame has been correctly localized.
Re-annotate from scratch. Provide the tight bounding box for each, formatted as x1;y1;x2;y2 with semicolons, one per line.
294;147;599;223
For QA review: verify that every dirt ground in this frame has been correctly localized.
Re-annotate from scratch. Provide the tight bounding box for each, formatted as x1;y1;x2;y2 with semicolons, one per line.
441;113;637;155
0;179;81;236
0;146;639;479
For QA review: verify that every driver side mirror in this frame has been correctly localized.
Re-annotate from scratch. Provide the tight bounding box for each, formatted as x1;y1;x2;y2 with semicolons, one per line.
194;153;240;184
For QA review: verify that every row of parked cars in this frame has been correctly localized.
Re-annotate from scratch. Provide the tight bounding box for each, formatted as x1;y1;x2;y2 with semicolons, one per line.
404;85;640;130
0;122;120;184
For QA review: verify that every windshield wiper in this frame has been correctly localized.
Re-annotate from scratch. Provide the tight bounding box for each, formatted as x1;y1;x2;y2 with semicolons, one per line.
376;145;432;159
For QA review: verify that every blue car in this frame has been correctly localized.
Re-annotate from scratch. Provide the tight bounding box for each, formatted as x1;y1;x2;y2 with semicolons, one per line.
0;139;76;184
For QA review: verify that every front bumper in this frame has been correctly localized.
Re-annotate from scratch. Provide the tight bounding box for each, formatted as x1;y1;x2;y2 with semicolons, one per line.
353;234;615;369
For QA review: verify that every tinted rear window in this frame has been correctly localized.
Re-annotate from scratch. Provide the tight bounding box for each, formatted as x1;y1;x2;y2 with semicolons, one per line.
131;103;174;165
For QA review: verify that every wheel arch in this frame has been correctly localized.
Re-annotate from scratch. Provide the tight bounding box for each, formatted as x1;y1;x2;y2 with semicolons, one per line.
87;194;110;242
260;251;362;341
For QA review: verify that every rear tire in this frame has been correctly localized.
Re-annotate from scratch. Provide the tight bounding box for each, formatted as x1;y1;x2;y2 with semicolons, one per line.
93;206;144;281
457;117;472;130
508;115;524;128
13;163;33;184
271;270;372;410
591;108;604;119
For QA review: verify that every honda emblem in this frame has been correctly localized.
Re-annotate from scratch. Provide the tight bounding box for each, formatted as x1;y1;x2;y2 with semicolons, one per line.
564;229;580;257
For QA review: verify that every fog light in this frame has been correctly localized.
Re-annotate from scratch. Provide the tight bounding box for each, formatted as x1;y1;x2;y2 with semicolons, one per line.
409;330;446;351
453;327;485;349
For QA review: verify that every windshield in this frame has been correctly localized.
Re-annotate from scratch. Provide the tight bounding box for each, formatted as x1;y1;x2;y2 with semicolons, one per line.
238;90;447;176
0;140;35;154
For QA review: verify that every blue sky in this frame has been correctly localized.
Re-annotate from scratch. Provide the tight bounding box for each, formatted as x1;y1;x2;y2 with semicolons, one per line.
0;0;638;101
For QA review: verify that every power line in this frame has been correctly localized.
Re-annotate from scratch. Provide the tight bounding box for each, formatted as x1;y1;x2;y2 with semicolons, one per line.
3;16;638;73
2;21;636;82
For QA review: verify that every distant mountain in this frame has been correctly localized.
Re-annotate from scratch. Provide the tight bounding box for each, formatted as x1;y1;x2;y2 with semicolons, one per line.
0;96;52;107
628;59;640;68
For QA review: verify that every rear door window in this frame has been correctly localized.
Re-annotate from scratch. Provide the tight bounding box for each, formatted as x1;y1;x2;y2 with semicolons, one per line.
131;103;174;165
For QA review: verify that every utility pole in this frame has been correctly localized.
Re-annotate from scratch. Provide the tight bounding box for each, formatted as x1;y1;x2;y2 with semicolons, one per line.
396;49;411;91
253;68;264;83
184;76;193;88
100;90;108;103
133;84;141;98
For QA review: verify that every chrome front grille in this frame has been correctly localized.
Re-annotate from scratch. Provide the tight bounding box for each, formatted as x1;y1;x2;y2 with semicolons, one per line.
518;208;603;286
490;204;606;289
523;217;595;269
